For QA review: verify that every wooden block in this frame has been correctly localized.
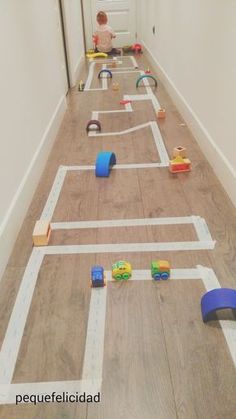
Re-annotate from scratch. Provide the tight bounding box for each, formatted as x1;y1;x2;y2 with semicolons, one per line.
173;146;186;158
112;82;119;91
33;220;51;246
78;80;85;91
157;108;166;119
169;156;191;173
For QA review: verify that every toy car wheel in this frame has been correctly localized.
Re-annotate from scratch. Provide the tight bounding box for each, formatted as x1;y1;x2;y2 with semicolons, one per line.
114;274;122;280
122;273;130;280
153;273;161;280
161;272;169;280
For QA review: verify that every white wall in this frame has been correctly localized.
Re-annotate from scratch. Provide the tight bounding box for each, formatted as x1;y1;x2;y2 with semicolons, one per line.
61;0;85;86
137;0;236;206
0;0;84;280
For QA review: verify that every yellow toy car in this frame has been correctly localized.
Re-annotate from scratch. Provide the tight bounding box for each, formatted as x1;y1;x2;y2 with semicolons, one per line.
112;261;132;280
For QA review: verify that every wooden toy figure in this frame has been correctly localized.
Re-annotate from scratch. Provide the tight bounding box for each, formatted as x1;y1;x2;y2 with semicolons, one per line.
112;82;119;91
173;146;186;158
157;108;166;119
78;80;85;91
169;155;191;173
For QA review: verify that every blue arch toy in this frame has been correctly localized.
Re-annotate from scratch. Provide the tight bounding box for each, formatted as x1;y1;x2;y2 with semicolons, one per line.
201;288;236;322
98;69;113;79
95;152;116;177
136;74;158;88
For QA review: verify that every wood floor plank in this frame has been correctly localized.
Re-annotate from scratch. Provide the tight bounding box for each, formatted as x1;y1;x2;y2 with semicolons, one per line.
157;280;236;418
13;254;93;383
138;168;192;218
178;162;236;289
97;169;144;221
87;281;177;419
0;402;85;419
0;53;235;418
53;171;99;222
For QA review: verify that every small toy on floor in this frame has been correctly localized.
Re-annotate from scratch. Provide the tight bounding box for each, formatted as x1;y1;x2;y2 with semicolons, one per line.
91;266;106;287
169;155;191;173
157;108;166;119
112;82;119;91
173;146;186;158
86;52;108;59
112;261;132;280
95;151;116;177
120;99;132;105
201;288;236;322
98;69;112;79
136;74;158;88
122;45;133;53
33;220;51;246
151;260;170;280
86;120;102;133
78;80;85;91
132;43;143;54
169;146;191;173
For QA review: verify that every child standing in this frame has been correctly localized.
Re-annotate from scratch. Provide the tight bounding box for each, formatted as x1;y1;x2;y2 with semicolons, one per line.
93;11;121;55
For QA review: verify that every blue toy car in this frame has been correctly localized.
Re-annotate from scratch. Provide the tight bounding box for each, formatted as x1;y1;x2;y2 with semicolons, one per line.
91;265;106;287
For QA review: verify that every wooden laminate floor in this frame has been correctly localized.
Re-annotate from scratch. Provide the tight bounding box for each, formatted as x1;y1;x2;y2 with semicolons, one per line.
0;54;236;418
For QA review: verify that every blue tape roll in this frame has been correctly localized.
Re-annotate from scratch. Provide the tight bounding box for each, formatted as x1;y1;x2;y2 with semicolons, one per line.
95;152;116;177
201;288;236;322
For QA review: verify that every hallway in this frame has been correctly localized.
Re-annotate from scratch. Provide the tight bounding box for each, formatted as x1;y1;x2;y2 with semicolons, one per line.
0;53;235;418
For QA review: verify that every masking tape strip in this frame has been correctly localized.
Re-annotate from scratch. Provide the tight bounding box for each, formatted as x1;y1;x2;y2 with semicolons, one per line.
44;241;215;255
88;121;158;137
40;166;67;221
105;268;202;282
82;287;107;381
0;248;44;385
51;215;208;231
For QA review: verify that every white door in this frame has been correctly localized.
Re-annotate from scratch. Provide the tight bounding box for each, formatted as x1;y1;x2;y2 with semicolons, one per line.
83;0;137;49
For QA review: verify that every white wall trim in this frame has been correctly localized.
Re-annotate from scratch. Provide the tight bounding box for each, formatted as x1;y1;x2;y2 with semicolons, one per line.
0;96;67;280
142;41;236;207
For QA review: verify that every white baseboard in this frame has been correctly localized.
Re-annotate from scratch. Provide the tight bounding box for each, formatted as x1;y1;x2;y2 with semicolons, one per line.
0;95;67;280
142;41;236;207
71;53;85;87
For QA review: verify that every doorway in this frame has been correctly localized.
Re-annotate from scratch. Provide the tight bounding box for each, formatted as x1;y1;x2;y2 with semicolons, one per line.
82;0;137;50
